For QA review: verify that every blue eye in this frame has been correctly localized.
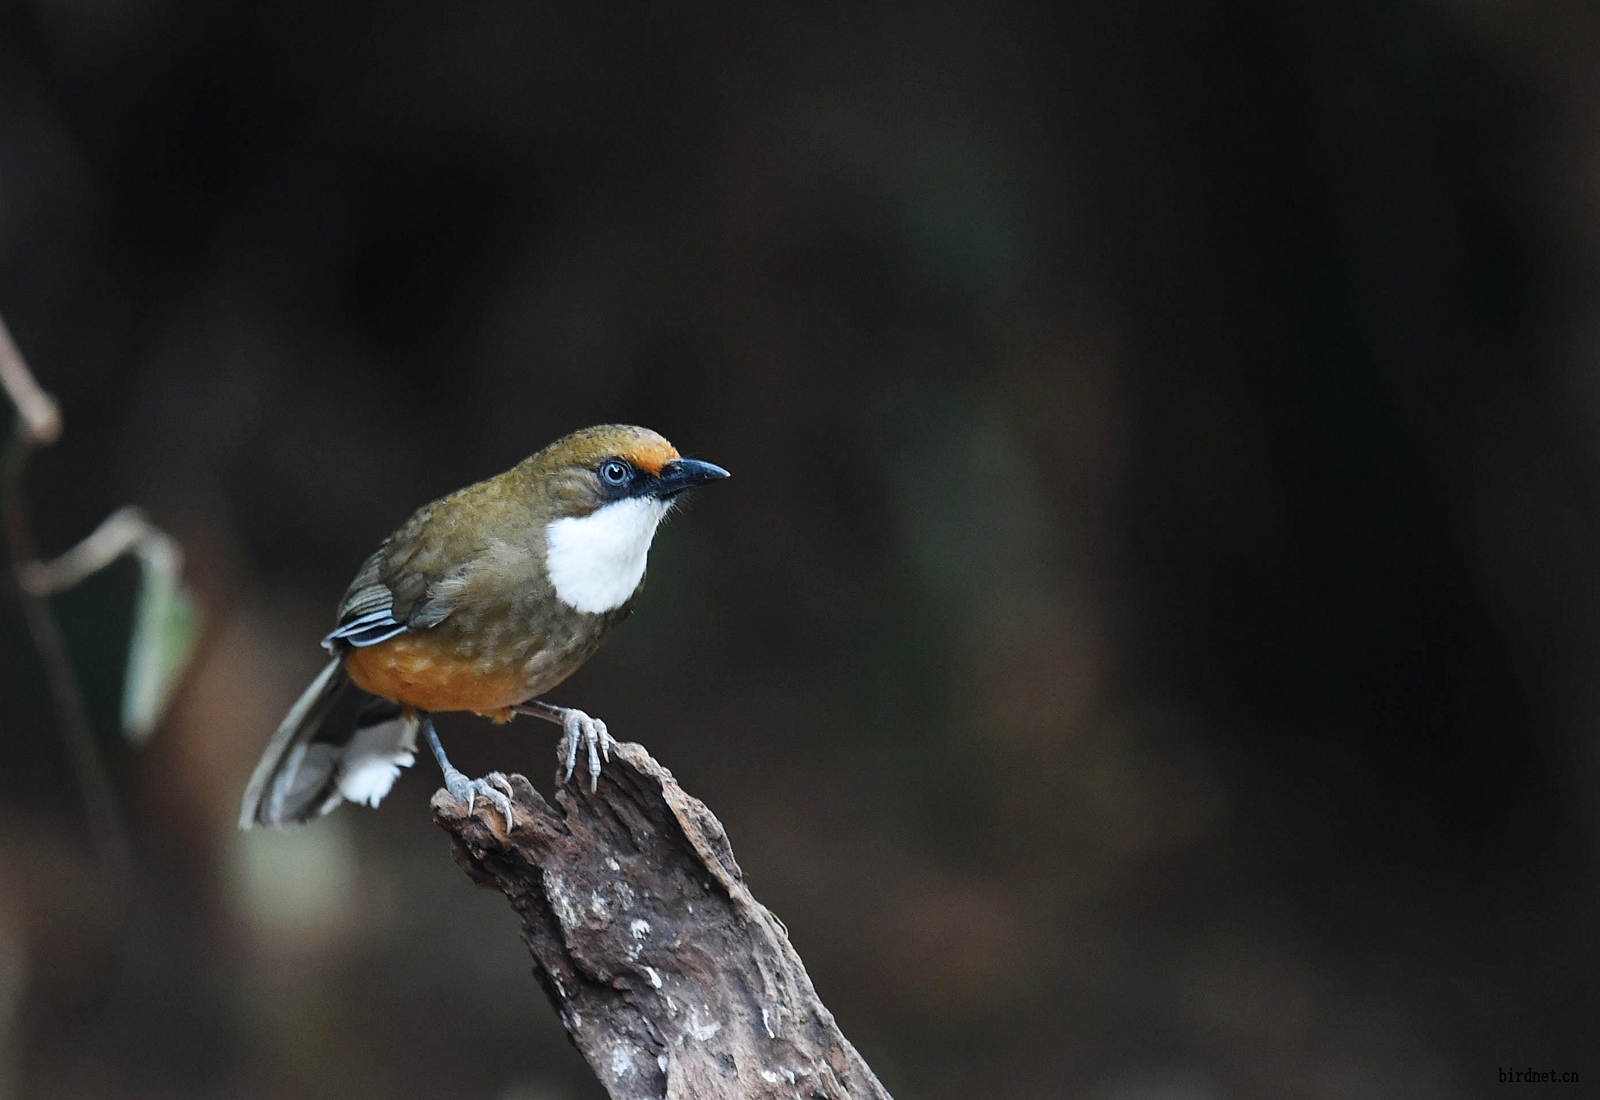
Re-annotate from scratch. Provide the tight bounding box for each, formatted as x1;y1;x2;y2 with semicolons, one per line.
600;460;632;485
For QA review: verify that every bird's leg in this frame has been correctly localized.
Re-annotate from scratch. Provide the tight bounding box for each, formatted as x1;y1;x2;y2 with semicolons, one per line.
424;715;515;830
511;701;613;791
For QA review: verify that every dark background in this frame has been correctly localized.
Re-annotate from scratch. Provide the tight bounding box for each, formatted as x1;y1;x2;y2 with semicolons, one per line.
1;1;1596;1097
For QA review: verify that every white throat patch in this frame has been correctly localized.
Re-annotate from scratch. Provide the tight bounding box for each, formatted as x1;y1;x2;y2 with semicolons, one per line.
545;497;670;613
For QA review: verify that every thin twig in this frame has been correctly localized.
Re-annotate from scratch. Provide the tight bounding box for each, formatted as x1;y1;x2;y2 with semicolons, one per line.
0;317;60;446
21;505;155;596
0;320;132;891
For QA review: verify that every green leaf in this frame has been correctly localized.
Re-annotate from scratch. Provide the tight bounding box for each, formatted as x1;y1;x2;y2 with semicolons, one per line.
121;529;200;742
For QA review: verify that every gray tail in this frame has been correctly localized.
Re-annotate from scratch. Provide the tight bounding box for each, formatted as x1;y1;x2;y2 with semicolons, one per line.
238;659;420;829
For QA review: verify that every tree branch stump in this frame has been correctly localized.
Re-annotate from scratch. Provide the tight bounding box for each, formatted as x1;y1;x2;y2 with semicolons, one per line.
431;741;895;1100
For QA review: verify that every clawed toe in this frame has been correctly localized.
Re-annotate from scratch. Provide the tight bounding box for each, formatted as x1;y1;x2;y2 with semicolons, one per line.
519;702;616;791
560;730;581;785
555;710;611;790
585;722;603;792
423;718;514;830
444;769;516;831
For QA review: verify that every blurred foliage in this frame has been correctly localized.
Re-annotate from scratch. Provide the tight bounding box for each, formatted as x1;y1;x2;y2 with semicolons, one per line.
121;523;200;742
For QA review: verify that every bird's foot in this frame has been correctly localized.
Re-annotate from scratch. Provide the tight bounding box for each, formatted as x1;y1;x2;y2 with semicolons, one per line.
423;715;515;829
512;701;615;791
557;709;613;792
442;765;516;831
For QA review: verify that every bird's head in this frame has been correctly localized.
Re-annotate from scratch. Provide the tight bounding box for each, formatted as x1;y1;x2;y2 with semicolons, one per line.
522;425;729;613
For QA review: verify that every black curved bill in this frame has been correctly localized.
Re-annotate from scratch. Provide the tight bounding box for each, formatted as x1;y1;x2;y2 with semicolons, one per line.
653;457;730;499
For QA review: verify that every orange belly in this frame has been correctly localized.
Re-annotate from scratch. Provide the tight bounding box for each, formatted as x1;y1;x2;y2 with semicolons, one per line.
344;635;526;721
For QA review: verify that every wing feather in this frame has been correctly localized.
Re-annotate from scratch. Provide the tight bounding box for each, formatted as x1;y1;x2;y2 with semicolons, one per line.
323;541;464;651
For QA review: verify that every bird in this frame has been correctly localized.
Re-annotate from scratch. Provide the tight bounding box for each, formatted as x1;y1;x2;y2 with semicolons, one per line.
238;424;729;830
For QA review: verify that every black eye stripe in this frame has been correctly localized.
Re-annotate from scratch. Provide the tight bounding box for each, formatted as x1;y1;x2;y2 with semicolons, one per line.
600;459;633;485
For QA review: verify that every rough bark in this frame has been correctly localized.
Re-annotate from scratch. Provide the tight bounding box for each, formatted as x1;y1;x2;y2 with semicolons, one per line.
431;741;895;1100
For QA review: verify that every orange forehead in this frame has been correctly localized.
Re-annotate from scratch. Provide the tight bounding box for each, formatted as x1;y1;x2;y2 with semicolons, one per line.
533;424;680;477
618;439;679;476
